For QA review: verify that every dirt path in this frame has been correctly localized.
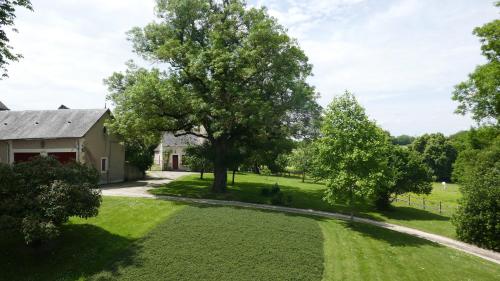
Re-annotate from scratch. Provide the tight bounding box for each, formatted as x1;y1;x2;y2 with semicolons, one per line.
101;176;500;265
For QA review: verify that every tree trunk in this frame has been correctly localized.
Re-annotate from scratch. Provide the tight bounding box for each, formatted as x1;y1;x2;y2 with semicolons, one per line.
231;169;236;185
302;171;305;182
200;169;204;180
212;142;227;193
253;165;260;174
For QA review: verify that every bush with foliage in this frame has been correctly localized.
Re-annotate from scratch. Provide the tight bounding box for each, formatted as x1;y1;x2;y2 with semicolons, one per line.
452;130;499;250
0;157;101;246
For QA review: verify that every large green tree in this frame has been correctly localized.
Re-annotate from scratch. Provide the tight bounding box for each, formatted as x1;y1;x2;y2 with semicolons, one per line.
316;92;392;218
0;0;32;78
452;3;500;124
410;133;457;182
452;132;500;250
105;0;319;192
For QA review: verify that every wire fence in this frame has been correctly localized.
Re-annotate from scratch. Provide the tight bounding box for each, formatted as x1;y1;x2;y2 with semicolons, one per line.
393;194;457;216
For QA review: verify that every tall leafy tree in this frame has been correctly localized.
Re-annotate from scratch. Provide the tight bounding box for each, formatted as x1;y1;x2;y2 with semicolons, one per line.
452;3;500;124
374;145;433;209
410;133;457;182
288;141;315;182
316;92;391;219
452;133;500;250
0;0;32;78
106;0;319;192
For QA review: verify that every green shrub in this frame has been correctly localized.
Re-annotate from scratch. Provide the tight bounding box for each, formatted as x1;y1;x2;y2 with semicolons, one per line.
270;191;285;205
270;183;280;195
0;156;101;246
260;187;270;196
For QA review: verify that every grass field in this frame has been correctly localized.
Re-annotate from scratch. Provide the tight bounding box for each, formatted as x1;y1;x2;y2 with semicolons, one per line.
150;173;458;238
1;196;498;281
394;182;461;214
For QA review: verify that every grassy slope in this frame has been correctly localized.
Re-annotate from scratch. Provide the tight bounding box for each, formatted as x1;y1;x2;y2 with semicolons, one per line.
150;173;457;238
0;197;184;281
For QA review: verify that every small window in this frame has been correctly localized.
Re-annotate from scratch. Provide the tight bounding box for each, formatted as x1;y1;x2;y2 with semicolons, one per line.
101;157;108;173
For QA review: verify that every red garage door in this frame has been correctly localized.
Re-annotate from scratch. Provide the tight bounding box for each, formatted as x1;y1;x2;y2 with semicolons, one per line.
14;153;40;163
48;152;76;164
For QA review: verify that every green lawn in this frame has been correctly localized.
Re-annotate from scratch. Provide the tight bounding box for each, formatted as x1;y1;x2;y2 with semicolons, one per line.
394;183;461;214
1;196;498;281
0;197;184;281
150;173;458;238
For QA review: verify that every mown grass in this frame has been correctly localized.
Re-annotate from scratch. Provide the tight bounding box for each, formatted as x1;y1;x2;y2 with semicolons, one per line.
2;196;499;281
320;219;500;281
92;205;324;281
394;182;461;213
150;173;457;238
0;197;184;281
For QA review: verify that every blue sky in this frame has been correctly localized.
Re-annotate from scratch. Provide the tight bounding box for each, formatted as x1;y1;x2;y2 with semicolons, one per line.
0;0;497;136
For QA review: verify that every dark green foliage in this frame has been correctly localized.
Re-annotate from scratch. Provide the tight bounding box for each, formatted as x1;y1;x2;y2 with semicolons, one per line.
183;144;213;179
374;146;433;209
105;0;320;192
0;157;101;245
0;0;32;77
452;4;500;124
124;141;156;174
410;133;457;182
452;129;500;250
260;187;269;196
270;183;280;195
391;134;415;146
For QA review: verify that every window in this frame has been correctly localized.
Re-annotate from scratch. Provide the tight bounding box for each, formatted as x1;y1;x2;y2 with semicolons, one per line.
101;157;108;173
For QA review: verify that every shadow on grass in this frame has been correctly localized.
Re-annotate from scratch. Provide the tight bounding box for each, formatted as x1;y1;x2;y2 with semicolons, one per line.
0;224;143;281
336;219;441;248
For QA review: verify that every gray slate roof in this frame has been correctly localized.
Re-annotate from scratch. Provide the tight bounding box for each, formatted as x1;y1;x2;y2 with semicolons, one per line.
0;109;108;140
161;132;205;147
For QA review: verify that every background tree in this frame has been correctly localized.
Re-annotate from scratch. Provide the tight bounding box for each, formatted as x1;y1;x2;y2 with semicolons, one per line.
288;141;315;182
374;145;433;209
452;133;499;250
391;134;415;146
316;92;391;219
410;133;457;182
0;0;32;78
124;141;156;177
0;157;101;246
105;0;319;193
183;144;213;180
452;3;499;124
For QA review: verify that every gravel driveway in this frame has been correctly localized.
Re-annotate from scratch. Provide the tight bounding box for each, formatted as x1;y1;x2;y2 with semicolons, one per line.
100;171;194;198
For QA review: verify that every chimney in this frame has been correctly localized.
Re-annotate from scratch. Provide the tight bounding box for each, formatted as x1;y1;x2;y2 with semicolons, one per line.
0;101;9;111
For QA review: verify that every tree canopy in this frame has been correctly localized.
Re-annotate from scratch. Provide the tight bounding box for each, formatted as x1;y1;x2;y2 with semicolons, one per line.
410;133;457;182
316;92;391;217
0;0;32;78
452;3;500;124
106;0;320;192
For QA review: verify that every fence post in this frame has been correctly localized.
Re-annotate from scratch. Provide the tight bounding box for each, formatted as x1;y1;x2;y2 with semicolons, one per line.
408;194;411;206
439;201;442;214
423;198;425;210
